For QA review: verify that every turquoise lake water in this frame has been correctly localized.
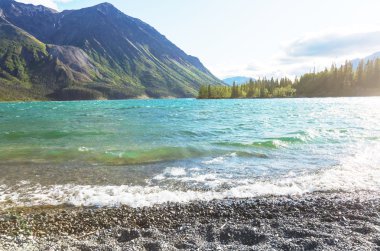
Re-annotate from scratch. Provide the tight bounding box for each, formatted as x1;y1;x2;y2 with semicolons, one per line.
0;98;379;208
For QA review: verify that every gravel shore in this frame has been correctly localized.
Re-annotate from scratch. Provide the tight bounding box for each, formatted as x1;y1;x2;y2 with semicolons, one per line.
0;191;379;250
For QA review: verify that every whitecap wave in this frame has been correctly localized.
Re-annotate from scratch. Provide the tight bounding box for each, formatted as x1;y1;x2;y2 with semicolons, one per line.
1;143;379;209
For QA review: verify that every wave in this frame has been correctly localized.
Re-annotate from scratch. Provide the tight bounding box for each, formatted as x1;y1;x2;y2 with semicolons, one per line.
1;144;379;209
0;168;376;209
0;146;265;166
202;152;267;165
1;130;108;140
215;136;307;149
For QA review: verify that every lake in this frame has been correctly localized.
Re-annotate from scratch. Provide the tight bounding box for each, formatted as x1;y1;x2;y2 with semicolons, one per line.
0;98;379;208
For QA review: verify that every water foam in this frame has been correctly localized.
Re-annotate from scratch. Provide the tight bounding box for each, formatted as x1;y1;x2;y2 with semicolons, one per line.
202;156;225;165
1;143;379;209
167;167;187;176
0;166;378;209
152;167;187;180
202;152;238;165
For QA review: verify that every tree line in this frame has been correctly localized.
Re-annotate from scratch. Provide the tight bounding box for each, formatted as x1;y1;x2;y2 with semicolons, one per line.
198;58;380;99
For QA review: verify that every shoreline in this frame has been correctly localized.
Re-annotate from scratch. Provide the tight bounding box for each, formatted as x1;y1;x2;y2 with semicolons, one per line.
1;191;379;250
1;96;380;103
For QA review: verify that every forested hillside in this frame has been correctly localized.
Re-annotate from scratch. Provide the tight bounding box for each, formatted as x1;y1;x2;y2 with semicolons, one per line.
199;59;380;99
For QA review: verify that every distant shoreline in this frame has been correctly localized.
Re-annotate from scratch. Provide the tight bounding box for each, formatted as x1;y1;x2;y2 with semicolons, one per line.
1;95;380;103
197;94;380;100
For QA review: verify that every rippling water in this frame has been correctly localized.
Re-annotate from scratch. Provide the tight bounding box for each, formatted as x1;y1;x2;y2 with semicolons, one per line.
0;98;379;208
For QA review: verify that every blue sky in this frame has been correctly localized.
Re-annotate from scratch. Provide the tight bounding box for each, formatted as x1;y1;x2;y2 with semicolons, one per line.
17;0;380;79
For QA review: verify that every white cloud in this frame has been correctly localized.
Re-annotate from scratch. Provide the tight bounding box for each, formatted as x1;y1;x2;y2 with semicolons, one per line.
16;0;73;10
285;30;380;58
16;0;57;10
214;28;380;80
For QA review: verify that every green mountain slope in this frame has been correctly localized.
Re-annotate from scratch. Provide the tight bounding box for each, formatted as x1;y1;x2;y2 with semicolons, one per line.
0;18;50;100
0;18;103;100
0;0;222;100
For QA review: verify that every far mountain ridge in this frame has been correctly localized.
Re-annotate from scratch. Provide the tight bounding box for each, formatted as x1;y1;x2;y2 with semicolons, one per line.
0;0;221;100
223;76;254;85
352;51;380;69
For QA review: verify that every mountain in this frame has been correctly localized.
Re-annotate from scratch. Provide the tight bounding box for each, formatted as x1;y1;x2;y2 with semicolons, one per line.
0;16;68;100
223;76;253;85
352;51;380;69
0;0;221;100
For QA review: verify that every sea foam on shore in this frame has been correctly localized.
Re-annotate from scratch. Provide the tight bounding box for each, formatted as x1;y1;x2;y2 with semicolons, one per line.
1;146;379;209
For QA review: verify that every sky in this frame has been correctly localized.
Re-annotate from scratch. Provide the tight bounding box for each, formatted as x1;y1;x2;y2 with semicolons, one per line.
16;0;380;79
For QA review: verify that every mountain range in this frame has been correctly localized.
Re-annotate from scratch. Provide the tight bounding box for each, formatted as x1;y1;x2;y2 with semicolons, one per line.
0;0;221;100
352;51;380;69
223;76;253;85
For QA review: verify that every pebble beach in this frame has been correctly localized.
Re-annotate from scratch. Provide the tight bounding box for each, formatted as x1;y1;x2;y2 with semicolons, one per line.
1;191;379;250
